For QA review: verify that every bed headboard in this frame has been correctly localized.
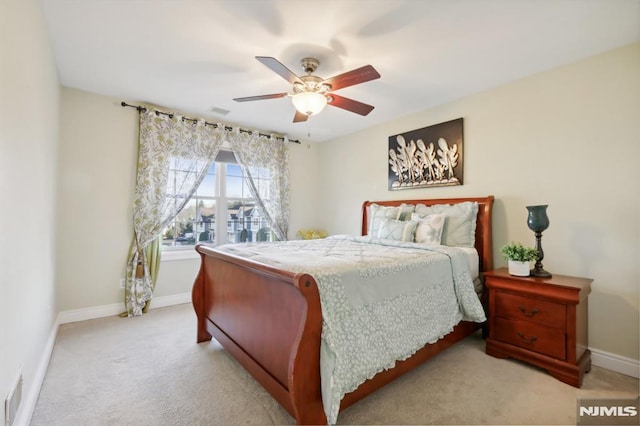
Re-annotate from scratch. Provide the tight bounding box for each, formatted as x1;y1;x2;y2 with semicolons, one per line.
361;196;494;273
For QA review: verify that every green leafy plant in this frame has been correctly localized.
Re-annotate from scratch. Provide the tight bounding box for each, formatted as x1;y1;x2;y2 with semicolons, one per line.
501;242;539;262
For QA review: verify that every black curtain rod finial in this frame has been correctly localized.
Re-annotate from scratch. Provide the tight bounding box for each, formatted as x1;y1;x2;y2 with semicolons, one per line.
121;101;146;113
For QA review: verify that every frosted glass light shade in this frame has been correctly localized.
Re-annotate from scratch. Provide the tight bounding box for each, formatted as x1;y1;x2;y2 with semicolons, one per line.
292;92;327;116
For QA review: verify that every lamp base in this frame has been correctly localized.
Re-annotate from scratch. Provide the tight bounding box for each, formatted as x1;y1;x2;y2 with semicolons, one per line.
530;267;552;278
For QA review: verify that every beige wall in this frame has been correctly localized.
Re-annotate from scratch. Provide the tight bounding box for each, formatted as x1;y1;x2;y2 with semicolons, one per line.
56;89;138;310
57;88;324;305
0;0;60;424
317;43;640;360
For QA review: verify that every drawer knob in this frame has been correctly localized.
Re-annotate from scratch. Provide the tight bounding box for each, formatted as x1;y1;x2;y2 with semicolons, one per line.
517;332;538;344
518;306;539;317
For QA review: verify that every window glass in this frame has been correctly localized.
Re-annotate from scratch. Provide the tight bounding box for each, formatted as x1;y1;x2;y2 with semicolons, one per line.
197;165;216;197
162;157;273;249
225;164;245;198
195;200;216;244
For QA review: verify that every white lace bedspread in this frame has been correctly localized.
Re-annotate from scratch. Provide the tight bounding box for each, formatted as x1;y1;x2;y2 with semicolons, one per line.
215;235;486;425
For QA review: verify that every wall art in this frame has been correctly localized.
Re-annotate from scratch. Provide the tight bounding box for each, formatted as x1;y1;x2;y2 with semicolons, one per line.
388;117;463;190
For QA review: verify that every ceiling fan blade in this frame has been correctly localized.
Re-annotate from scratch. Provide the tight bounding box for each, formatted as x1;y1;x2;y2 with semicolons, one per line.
322;65;380;91
328;94;375;116
256;56;303;85
293;110;308;123
233;93;288;102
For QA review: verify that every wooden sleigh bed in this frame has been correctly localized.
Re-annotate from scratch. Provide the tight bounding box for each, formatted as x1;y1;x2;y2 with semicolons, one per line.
192;196;494;424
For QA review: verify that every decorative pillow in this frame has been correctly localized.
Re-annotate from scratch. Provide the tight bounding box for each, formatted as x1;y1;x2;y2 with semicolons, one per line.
368;203;415;236
414;201;478;247
396;203;416;221
411;213;446;245
376;219;418;242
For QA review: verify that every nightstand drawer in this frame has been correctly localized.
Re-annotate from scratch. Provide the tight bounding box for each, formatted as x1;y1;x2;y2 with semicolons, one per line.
495;291;566;329
493;317;566;359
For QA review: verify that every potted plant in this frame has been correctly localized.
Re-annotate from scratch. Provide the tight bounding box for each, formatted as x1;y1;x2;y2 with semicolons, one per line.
501;242;539;276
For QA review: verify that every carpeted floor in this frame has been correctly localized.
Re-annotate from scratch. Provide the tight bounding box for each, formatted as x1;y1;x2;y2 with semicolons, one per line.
31;303;638;425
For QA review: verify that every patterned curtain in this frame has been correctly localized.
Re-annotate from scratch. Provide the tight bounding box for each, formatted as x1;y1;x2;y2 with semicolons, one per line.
125;109;224;316
229;130;290;241
125;109;291;316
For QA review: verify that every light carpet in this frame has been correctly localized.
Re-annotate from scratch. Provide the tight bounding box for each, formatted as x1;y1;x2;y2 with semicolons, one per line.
31;303;638;425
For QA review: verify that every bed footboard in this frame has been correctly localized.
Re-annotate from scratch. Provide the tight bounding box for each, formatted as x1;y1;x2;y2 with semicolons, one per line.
192;245;327;424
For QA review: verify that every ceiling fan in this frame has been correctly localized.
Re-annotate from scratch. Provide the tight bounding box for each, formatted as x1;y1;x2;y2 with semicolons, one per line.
233;56;381;123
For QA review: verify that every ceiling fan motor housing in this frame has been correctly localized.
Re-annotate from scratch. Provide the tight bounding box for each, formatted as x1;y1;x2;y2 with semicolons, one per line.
293;76;331;95
292;58;331;95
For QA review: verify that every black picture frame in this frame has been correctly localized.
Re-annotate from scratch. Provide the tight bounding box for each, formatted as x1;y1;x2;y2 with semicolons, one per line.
388;118;463;190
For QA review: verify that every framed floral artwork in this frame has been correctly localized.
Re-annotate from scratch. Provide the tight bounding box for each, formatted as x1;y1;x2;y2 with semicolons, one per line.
388;118;463;190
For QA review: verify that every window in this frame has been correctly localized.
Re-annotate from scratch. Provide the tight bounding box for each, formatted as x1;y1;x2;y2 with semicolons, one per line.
162;152;274;250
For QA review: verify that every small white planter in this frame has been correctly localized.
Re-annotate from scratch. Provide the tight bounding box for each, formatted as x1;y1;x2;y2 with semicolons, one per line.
508;260;531;276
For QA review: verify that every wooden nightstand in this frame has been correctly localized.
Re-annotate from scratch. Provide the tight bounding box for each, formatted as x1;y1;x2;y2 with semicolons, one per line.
484;268;592;387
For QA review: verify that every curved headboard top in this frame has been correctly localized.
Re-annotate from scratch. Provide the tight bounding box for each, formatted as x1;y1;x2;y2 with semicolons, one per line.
361;196;495;273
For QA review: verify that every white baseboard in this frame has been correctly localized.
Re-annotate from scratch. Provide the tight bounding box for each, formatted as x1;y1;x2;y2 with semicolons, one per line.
57;292;192;324
147;292;192;309
13;293;191;426
12;315;60;426
591;347;640;379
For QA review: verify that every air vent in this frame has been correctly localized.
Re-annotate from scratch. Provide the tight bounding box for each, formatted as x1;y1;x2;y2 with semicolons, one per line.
210;107;230;116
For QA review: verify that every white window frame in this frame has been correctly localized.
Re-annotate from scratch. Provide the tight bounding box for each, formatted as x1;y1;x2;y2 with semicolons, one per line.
161;152;271;262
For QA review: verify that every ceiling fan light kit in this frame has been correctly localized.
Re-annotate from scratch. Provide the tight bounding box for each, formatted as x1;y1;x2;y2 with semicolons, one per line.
291;91;328;116
234;56;380;123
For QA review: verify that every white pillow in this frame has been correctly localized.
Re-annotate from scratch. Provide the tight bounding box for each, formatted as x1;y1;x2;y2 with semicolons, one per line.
368;203;415;236
411;213;446;245
414;202;478;247
376;219;418;242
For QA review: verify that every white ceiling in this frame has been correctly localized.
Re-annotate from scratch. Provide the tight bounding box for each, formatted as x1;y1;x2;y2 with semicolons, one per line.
42;0;640;142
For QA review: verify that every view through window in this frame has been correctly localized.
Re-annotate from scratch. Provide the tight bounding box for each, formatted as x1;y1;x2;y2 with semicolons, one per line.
162;155;274;249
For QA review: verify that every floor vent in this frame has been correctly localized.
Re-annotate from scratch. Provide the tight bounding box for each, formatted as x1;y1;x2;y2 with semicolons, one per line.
4;371;22;426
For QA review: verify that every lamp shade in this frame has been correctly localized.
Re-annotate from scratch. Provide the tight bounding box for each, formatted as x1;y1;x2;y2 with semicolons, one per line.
526;205;549;233
292;92;327;116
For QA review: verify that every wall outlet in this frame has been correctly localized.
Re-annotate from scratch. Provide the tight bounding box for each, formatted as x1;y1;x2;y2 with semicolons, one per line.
119;278;125;289
5;370;22;426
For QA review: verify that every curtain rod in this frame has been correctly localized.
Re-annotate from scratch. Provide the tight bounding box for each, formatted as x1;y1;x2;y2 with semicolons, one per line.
120;102;300;144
